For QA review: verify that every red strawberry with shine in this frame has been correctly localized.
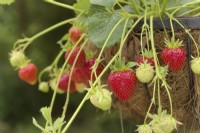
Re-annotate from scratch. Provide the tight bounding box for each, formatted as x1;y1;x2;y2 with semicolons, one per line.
136;50;155;67
18;63;38;85
65;46;86;68
58;73;76;93
161;39;186;72
136;56;155;67
108;70;137;102
71;68;87;83
83;58;103;81
69;27;82;43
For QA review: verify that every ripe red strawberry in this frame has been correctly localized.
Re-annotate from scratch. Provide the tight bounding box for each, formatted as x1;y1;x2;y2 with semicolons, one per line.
71;67;87;83
69;26;82;43
18;63;37;85
108;70;137;102
161;39;186;72
83;58;103;81
108;58;137;102
65;46;86;68
136;50;155;67
58;73;76;93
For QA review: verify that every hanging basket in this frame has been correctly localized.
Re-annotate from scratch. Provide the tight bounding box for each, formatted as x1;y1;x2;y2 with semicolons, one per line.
88;17;200;132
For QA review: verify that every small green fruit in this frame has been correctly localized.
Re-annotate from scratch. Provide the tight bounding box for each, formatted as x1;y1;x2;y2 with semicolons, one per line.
137;124;152;133
191;57;200;74
159;115;180;133
136;63;154;83
39;82;49;93
90;87;112;111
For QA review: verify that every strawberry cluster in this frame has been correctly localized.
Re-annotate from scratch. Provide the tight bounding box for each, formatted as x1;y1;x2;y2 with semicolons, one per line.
50;26;103;94
10;50;38;85
108;38;188;103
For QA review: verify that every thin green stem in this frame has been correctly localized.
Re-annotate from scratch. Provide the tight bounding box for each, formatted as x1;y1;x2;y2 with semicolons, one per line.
144;79;157;124
97;18;125;61
163;82;173;116
129;0;140;14
171;0;200;15
172;17;200;57
149;16;160;75
45;35;86;131
115;0;126;12
119;105;124;133
44;0;83;12
118;0;132;5
157;79;161;108
179;6;200;17
21;18;75;51
119;19;129;58
61;39;88;119
169;17;175;40
160;0;169;15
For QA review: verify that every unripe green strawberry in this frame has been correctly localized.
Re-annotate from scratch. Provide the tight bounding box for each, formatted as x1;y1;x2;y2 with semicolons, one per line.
9;50;27;68
149;110;181;133
191;57;200;74
136;63;154;83
151;124;165;133
90;86;112;111
137;124;152;133
39;82;49;93
159;115;180;133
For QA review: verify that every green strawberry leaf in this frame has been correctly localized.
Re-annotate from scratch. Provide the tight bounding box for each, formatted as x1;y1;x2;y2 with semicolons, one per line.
90;0;115;8
32;118;45;132
0;0;14;5
73;0;90;13
88;5;132;48
40;107;52;124
53;117;65;131
126;61;137;68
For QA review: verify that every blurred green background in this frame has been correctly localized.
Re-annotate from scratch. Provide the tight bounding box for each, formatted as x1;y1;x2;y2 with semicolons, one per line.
0;0;136;133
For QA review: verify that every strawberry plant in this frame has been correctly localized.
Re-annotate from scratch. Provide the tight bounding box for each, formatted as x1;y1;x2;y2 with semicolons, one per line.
4;0;200;132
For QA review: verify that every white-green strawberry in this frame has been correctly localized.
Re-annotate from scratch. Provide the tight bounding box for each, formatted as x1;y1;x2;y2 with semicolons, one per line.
191;57;200;74
89;86;112;111
9;50;27;68
39;82;49;93
159;115;181;133
136;63;154;83
136;124;152;133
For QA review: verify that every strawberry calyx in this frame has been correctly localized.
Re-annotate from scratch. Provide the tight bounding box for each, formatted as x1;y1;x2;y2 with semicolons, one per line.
110;57;137;72
85;50;97;60
164;38;183;49
9;50;30;69
142;49;154;58
157;66;168;81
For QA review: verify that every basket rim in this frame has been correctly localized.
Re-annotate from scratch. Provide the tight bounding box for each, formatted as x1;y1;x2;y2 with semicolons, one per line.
134;17;200;31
